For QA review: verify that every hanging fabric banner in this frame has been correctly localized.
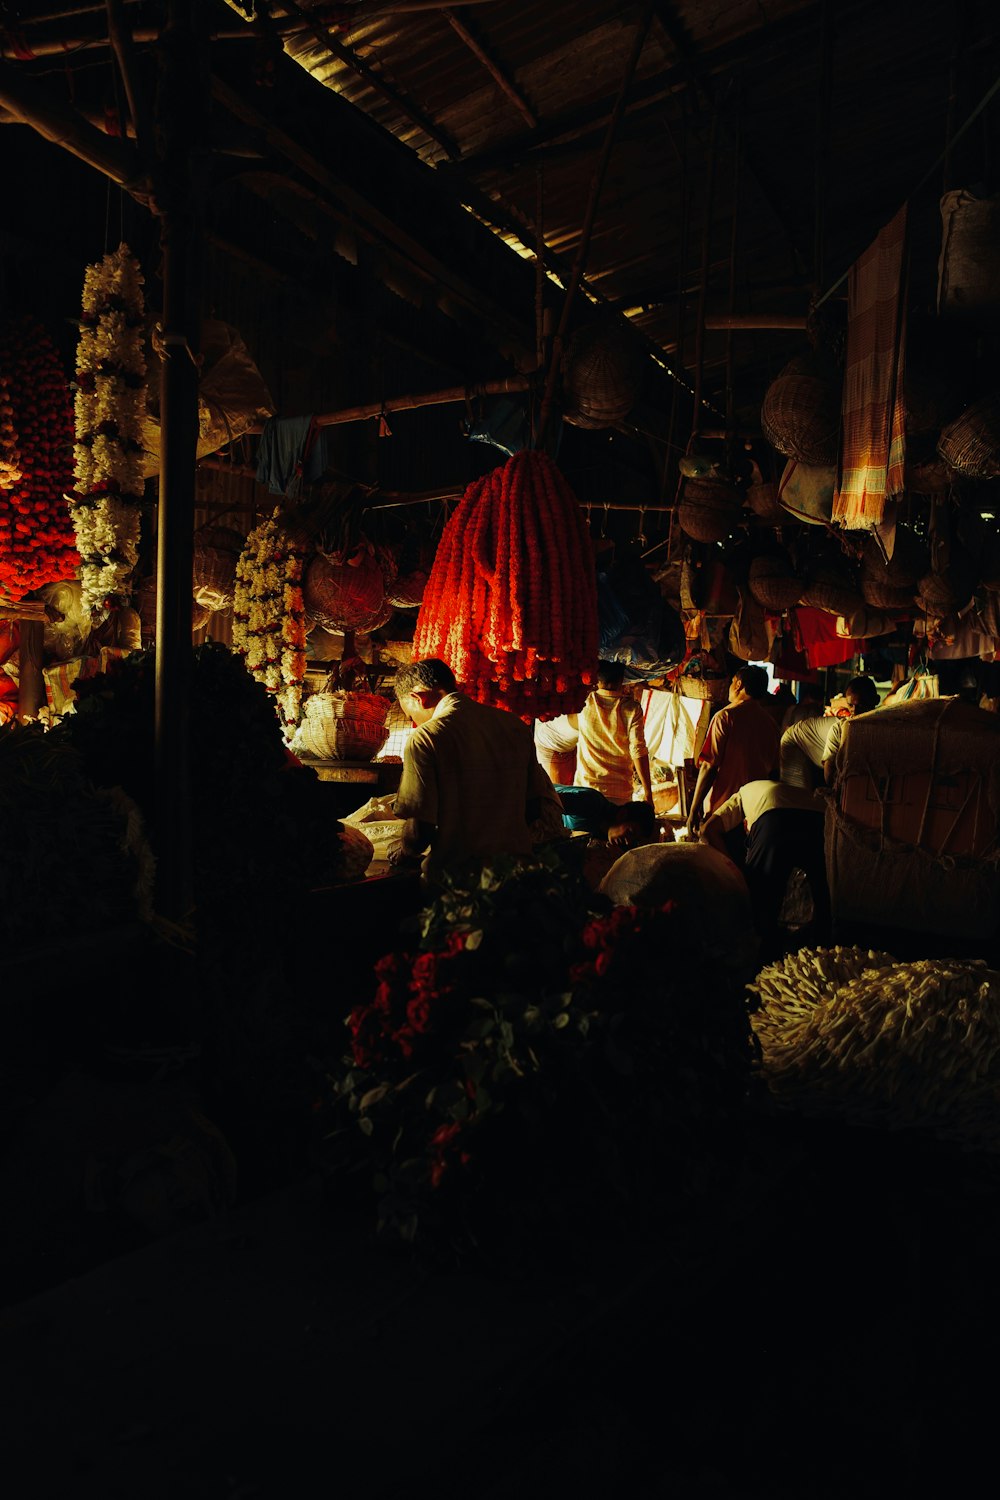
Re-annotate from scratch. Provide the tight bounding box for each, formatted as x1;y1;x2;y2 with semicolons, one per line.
832;204;908;535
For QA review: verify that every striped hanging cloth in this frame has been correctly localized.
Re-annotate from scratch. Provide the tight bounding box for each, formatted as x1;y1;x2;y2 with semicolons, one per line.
832;204;908;535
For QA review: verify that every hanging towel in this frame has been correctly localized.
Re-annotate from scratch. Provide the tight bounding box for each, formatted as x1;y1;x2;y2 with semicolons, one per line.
256;415;328;496
832;204;908;535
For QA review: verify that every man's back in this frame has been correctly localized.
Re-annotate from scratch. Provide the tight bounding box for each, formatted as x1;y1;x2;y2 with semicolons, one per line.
396;692;544;878
701;697;780;813
574;688;645;803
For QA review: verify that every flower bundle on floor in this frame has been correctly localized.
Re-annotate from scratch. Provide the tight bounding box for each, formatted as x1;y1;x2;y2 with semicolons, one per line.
68;244;147;615
322;852;755;1254
0;316;79;601
231;508;308;731
413;449;599;719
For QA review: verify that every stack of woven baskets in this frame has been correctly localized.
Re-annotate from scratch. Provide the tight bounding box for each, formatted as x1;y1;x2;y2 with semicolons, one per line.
291;686;391;761
858;526;927;610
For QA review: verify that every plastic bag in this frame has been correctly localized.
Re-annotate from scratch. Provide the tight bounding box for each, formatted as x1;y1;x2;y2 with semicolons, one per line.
341;793;406;861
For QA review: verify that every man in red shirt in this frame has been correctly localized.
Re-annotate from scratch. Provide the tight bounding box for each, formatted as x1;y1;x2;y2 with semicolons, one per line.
687;664;780;835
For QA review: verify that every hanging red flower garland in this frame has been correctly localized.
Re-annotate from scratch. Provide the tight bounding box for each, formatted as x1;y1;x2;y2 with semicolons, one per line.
413;449;599;719
0;316;79;602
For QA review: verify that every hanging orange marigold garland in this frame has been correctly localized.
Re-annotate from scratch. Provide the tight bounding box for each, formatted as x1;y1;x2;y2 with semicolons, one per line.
414;449;598;719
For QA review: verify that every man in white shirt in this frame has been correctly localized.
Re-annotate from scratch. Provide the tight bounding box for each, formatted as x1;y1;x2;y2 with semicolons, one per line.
699;777;828;958
573;660;652;806
390;658;555;884
779;675;881;789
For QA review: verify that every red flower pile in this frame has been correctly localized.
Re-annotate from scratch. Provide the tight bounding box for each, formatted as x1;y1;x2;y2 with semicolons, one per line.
413;449;599;720
0;316;79;601
347;929;469;1067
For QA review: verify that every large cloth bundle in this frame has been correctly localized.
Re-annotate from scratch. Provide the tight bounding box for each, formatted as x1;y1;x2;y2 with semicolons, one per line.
599;842;758;972
826;696;1000;939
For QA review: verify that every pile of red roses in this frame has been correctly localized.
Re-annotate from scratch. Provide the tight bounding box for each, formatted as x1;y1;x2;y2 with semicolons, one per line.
347;930;470;1067
0;316;79;601
323;852;757;1257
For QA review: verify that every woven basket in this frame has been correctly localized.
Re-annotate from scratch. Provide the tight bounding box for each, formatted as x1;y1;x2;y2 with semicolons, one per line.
916;551;978;616
761;371;841;466
678;478;743;543
562;321;645;429
938;393;1000;477
387;567;428;609
137;576;212;643
292;689;391;761
192;526;244;612
860;526;929;587
745;480;786;526
303;544;387;632
799;563;862;618
677;668;730;702
747;553;803;611
860;577;916;610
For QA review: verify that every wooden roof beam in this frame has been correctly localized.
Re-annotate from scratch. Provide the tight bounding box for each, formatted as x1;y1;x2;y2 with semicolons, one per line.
279;0;462;160
0;57;145;190
440;7;537;130
209;70;535;363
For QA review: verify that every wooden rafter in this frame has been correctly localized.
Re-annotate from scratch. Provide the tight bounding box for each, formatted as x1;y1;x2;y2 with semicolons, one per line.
441;7;537;130
280;0;462;160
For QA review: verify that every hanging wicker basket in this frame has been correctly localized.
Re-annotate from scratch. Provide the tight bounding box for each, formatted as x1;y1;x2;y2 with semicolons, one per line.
745;480;787;527
291;688;391;761
747;553;803;612
916;548;978;616
799;559;863;618
761;369;841;466
387;567;429;609
860;577;916;610
677;477;743;543
303;542;387;632
860;525;929;588
137;575;211;644
192;526;245;612
562;321;646;429
938;392;1000;478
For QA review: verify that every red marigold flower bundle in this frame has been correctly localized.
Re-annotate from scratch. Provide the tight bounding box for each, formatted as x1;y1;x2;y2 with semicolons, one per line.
0;317;79;602
413;449;598;719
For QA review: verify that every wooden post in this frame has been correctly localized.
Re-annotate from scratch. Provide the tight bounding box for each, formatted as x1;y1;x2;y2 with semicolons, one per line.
16;618;45;723
152;0;207;921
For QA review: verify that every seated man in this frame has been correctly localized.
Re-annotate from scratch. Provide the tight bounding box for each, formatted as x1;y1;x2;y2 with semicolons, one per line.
389;658;553;883
556;782;657;839
699;777;828;960
554;791;659;889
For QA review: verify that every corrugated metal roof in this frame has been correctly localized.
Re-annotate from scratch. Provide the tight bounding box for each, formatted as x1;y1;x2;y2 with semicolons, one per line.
263;0;1000;427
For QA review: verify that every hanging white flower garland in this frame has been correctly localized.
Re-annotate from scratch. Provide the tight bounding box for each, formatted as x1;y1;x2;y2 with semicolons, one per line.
68;243;147;615
232;508;308;734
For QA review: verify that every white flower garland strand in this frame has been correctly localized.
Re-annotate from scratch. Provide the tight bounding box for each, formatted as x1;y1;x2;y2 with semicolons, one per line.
68;243;147;615
232;508;308;735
